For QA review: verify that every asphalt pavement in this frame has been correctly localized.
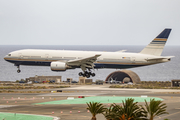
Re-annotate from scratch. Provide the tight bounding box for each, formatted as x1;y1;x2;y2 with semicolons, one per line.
0;85;180;120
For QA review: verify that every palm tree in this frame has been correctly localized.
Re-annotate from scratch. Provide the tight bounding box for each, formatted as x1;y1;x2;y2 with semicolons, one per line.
103;104;121;120
87;102;106;120
119;98;147;120
103;98;147;120
144;99;168;120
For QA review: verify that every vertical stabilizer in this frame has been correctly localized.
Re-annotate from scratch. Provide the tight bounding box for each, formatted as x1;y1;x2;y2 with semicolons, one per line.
140;28;171;56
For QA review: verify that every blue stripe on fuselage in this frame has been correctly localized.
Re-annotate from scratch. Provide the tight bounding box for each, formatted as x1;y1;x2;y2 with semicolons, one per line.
6;60;51;66
94;63;145;69
6;60;145;69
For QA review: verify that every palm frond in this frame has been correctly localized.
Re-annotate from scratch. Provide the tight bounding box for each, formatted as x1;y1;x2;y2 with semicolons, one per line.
144;99;168;120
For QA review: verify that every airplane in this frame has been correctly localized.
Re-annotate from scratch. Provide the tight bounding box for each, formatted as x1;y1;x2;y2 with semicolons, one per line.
4;28;173;78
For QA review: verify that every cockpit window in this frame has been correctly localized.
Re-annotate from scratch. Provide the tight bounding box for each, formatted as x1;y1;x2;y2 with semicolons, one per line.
8;54;11;56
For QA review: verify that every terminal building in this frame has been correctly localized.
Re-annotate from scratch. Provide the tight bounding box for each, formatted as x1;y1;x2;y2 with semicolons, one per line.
26;76;62;83
25;76;92;84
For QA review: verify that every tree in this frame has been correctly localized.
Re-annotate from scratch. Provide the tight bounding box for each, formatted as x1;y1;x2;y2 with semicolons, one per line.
118;98;147;120
103;104;121;120
103;98;147;120
144;99;168;120
87;102;106;120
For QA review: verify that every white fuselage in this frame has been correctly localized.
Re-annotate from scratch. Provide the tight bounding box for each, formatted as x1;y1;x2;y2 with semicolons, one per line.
4;49;170;70
3;28;173;78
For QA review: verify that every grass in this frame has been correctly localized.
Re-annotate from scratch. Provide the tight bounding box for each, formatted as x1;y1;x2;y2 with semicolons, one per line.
35;96;163;105
0;90;50;93
0;112;53;120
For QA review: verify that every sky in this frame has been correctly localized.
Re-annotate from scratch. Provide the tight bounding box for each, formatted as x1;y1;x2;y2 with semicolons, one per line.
0;0;180;45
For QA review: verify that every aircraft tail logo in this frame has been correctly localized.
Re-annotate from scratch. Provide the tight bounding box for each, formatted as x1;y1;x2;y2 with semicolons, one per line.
140;28;172;56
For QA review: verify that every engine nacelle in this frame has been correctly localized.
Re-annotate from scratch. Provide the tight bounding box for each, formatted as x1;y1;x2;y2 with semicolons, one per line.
50;61;67;71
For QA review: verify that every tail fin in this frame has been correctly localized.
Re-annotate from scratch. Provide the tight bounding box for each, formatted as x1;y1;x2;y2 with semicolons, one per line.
140;28;172;56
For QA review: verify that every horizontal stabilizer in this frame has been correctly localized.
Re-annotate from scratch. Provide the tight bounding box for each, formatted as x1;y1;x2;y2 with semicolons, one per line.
145;56;174;61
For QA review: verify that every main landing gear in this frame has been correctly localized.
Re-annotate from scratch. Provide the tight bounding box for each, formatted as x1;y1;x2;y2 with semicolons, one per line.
17;65;21;73
78;71;95;78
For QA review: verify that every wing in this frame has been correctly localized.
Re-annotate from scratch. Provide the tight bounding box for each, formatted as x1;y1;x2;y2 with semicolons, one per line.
67;54;101;71
115;50;127;52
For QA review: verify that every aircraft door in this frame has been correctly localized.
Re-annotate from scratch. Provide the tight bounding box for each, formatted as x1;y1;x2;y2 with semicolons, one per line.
132;57;136;63
18;53;23;59
45;54;49;60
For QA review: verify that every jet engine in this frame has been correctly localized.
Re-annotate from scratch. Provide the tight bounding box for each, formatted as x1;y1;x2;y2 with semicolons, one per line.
50;61;67;71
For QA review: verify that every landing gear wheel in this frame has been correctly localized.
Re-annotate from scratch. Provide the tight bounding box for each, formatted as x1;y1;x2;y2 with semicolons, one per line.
79;72;83;76
16;65;21;73
91;73;95;77
84;71;88;75
83;74;86;77
17;70;21;73
78;70;96;78
86;74;90;78
84;72;90;78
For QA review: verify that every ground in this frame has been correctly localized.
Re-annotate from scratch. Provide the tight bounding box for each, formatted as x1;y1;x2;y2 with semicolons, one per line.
0;84;180;120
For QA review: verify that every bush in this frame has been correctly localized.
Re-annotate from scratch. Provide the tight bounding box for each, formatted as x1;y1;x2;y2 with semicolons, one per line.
15;80;20;83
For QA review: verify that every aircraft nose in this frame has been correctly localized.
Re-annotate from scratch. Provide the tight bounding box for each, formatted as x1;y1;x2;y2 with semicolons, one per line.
4;55;8;61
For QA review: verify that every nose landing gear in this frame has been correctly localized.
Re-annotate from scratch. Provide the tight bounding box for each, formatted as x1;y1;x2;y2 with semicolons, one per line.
78;71;95;78
16;65;21;73
17;69;21;73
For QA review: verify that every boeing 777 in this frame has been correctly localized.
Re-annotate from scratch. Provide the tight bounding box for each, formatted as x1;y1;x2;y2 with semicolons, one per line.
4;29;173;78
